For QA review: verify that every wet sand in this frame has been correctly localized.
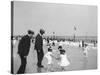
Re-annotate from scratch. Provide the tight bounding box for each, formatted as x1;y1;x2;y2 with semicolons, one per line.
13;41;97;74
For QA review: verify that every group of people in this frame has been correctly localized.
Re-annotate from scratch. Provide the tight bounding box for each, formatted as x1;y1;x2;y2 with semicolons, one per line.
17;29;45;74
45;44;70;71
16;29;89;74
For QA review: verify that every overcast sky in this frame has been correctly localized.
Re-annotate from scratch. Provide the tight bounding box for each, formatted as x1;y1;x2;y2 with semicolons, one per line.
13;1;97;36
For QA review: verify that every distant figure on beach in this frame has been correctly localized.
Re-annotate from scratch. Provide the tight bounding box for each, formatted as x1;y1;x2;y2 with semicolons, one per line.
17;30;34;74
82;41;85;47
83;44;88;57
34;29;45;68
57;45;70;71
93;41;96;47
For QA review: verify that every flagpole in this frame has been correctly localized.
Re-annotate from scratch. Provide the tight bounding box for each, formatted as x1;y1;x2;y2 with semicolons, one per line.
74;33;75;42
74;26;76;42
11;1;14;74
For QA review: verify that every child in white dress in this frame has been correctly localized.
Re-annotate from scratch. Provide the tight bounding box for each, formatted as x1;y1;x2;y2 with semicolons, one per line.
58;46;70;71
83;44;88;57
45;46;53;71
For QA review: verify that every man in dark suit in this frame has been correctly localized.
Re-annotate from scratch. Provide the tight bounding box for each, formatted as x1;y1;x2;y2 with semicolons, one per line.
17;30;34;74
34;29;45;68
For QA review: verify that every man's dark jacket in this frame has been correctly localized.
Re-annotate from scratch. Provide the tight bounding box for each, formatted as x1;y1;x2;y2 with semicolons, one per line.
34;34;43;50
18;35;31;56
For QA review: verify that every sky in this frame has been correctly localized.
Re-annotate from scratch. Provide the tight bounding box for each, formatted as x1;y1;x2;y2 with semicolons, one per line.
13;1;97;36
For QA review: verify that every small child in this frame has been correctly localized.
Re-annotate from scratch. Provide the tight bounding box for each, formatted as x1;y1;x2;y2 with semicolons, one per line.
45;46;53;64
83;44;88;57
58;45;70;71
45;45;53;71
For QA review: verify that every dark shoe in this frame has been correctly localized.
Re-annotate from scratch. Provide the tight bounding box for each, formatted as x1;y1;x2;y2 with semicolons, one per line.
38;65;44;68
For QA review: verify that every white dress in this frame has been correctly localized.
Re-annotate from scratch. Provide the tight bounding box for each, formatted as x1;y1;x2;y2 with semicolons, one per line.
58;54;70;67
83;47;88;56
45;52;53;64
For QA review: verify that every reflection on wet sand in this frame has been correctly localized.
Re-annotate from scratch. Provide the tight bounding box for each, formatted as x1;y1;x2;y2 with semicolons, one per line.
82;57;88;70
37;67;41;73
